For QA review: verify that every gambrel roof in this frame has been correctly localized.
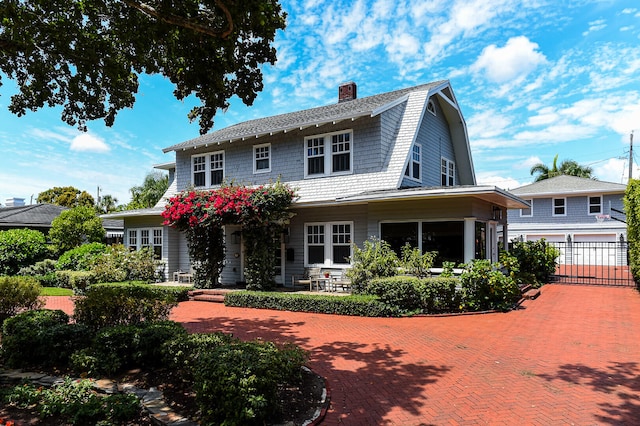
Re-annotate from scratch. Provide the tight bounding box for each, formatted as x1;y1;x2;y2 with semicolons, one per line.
511;175;627;197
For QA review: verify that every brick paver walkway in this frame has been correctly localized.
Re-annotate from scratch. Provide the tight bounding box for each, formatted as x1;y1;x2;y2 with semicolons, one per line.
45;284;640;425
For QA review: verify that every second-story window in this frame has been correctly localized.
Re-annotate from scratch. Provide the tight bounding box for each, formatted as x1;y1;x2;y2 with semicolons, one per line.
553;198;566;216
405;144;421;180
192;151;224;187
521;199;533;217
254;143;271;173
441;157;455;186
588;196;602;214
305;130;353;178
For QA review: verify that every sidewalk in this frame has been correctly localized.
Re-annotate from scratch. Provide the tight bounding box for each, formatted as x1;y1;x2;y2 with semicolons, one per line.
45;284;640;425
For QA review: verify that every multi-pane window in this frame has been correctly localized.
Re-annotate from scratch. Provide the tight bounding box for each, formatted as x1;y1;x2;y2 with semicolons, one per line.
331;133;351;173
441;158;455;186
254;143;271;173
553;198;566;216
305;130;352;177
405;144;421;180
305;222;352;266
193;156;207;187
210;152;224;185
521;199;533;217
427;99;436;116
192;151;224;187
588;196;602;214
306;137;325;175
127;228;163;258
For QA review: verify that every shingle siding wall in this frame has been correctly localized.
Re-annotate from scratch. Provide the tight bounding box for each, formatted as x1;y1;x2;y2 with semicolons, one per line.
174;115;384;192
508;194;625;224
400;96;455;188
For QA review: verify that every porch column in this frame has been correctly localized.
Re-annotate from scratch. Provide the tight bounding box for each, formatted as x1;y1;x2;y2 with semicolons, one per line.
464;217;476;263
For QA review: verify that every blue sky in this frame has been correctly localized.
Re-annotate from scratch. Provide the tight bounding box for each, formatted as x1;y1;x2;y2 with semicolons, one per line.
1;0;639;205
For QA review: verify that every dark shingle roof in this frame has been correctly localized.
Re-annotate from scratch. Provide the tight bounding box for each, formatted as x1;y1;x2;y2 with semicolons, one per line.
163;81;447;152
0;204;66;227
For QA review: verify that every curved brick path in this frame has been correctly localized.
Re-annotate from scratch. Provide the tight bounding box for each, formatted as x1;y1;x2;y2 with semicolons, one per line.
45;284;640;425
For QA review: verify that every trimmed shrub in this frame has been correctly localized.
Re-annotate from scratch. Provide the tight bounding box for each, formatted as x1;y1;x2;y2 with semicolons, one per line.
416;277;461;313
459;260;521;311
225;291;399;317
366;276;422;313
0;228;50;275
72;321;187;375
18;259;59;287
401;245;437;278
193;340;307;425
347;237;399;293
162;332;236;374
73;283;179;330
0;275;43;324
1;309;91;368
56;242;107;271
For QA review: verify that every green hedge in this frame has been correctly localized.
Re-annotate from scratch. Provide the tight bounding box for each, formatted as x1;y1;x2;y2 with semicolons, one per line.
73;283;180;330
0;275;43;324
225;291;399;317
366;276;461;314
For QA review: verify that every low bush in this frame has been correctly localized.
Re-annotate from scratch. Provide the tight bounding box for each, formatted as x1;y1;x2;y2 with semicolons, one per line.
366;276;422;313
416;277;461;313
2;377;140;424
89;244;159;283
0;276;43;324
1;309;91;368
507;239;559;287
162;332;237;375
401;245;437;278
56;242;107;271
225;291;399;317
72;321;187;375
193;340;307;425
73;283;179;330
459;259;521;311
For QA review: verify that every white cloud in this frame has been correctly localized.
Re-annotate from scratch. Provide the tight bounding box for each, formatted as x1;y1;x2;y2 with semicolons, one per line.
582;19;607;36
70;133;110;153
467;110;512;139
621;8;637;15
475;172;525;190
470;36;547;83
593;157;633;184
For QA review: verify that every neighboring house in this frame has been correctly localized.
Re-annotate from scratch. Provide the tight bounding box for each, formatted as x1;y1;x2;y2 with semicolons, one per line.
107;80;527;285
0;200;123;244
506;175;627;244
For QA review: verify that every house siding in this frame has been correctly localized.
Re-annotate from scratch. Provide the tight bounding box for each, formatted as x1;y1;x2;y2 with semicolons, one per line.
509;194;625;225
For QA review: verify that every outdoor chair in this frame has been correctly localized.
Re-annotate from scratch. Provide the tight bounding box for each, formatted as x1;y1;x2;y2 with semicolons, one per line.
291;267;320;290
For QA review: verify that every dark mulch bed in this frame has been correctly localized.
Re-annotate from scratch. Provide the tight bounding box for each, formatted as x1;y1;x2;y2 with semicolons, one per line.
0;366;326;425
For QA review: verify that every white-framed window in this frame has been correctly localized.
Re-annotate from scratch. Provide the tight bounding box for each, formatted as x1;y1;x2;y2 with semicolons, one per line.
192;151;224;187
427;99;436;116
588;195;602;215
305;130;352;178
404;144;421;181
441;157;455;186
520;199;533;217
253;143;271;173
553;198;566;216
127;227;163;258
304;222;352;266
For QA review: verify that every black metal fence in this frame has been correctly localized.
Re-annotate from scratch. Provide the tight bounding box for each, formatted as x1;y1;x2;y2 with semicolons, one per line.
548;241;635;286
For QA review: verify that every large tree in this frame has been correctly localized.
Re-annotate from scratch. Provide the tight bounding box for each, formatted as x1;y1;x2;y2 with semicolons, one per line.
127;171;169;209
37;186;95;208
48;205;105;252
530;154;595;182
0;0;286;134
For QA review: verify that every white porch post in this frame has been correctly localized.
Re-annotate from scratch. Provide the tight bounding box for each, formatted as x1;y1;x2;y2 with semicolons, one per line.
464;218;476;263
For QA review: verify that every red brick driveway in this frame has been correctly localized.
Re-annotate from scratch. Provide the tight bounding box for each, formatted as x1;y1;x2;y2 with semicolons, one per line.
46;284;640;425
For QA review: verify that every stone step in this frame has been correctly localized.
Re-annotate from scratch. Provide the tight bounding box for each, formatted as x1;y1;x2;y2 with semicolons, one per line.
523;288;541;300
191;294;226;303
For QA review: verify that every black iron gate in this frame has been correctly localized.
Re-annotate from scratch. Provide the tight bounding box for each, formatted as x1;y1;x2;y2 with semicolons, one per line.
548;241;635;286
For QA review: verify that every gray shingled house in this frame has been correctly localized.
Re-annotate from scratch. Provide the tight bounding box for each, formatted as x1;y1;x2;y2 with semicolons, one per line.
107;81;527;285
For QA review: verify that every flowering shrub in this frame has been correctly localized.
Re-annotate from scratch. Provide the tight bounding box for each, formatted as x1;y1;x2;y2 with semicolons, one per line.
162;181;295;289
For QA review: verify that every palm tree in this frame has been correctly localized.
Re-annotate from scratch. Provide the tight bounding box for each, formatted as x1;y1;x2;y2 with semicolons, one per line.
530;154;595;182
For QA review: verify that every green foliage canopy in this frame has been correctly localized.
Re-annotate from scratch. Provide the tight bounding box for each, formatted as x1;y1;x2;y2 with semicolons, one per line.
530;154;595;182
127;171;169;209
48;205;105;252
624;179;640;282
37;186;95;208
0;228;50;275
0;0;287;134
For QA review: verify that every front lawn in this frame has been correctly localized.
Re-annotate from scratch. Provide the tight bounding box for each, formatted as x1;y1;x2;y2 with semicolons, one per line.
40;287;73;296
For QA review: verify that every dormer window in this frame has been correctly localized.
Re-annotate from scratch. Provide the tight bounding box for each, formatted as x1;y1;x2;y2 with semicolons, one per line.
405;144;421;181
427;99;436;116
305;130;352;178
441;157;455;186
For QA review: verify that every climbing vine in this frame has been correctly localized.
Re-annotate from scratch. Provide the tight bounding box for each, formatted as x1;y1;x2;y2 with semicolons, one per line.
624;180;639;283
162;181;296;289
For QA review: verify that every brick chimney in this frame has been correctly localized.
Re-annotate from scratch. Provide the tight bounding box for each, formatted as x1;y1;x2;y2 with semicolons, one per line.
338;82;357;103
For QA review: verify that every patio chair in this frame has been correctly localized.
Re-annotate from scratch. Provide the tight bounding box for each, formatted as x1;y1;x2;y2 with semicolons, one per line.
291;267;320;290
332;269;352;292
